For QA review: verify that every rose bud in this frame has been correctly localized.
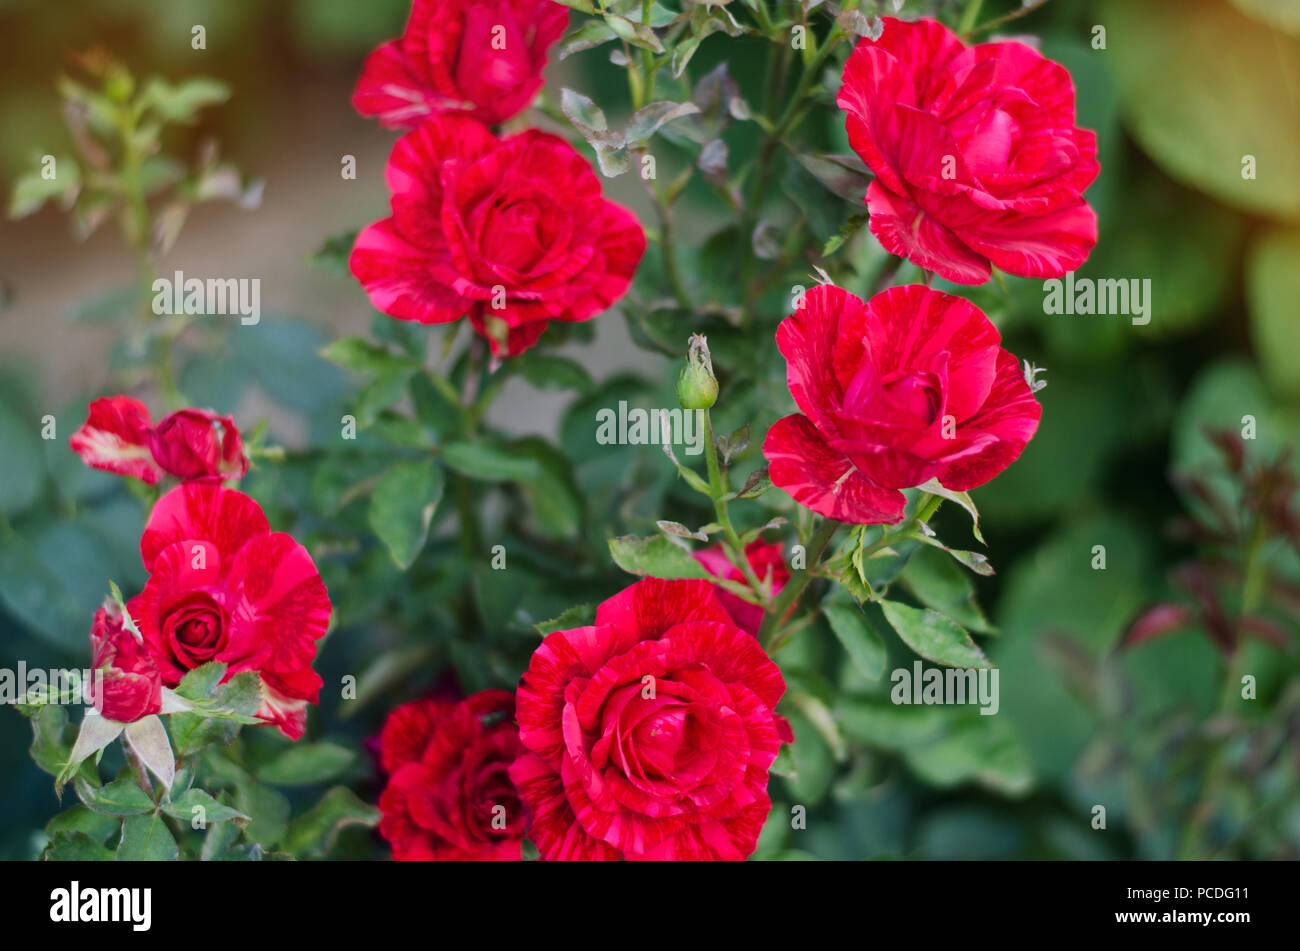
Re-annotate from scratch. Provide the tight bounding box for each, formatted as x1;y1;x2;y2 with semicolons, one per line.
147;408;249;483
677;334;719;410
87;602;163;723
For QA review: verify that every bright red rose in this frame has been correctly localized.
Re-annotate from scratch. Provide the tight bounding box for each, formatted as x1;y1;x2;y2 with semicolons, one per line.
693;540;790;636
69;396;248;484
127;484;331;740
511;578;791;861
353;0;568;128
837;17;1099;284
86;602;162;723
69;396;163;484
763;284;1041;524
350;115;645;357
377;690;526;861
147;408;248;483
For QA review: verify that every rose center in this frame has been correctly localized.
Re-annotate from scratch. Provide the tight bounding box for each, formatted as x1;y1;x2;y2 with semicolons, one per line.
883;370;944;426
162;592;227;669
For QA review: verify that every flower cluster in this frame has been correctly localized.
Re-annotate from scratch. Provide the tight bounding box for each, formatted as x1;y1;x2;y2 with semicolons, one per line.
349;0;645;356
71;399;330;740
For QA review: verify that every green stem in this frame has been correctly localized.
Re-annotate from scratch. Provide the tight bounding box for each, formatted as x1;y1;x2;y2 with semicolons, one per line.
703;411;769;599
759;517;839;648
957;0;985;35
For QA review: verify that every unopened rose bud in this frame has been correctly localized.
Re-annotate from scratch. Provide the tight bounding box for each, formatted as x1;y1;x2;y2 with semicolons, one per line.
677;334;718;410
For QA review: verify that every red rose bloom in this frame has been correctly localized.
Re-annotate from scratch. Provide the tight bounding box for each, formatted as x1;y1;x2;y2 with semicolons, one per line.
511;578;791;861
837;17;1099;284
353;0;568;128
377;690;526;861
763;284;1041;524
693;540;790;636
350;115;645;356
69;396;248;484
127;484;331;740
87;602;162;723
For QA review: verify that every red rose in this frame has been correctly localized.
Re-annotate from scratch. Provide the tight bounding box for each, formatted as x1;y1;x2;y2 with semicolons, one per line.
350;115;645;357
147;409;248;483
511;578;791;861
763;284;1041;524
837;17;1099;284
127;484;331;740
377;690;525;861
693;540;790;636
353;0;568;128
87;602;162;723
69;396;248;484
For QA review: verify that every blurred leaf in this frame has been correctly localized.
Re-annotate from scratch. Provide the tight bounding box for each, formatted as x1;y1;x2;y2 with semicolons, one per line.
319;337;413;375
535;603;596;636
138;77;230;124
282;787;381;858
367;459;444;570
0;395;44;513
1246;226;1300;397
253;742;356;787
442;441;540;483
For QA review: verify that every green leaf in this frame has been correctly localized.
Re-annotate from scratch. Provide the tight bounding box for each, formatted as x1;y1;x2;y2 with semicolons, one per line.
903;717;1033;796
355;369;415;428
175;662;228;701
510;437;583;539
29;705;71;777
235;781;291;849
442;441;541;483
534;603;596;637
75;777;156;816
916;479;984;544
558;18;618;59
139;77;230;123
879;600;992;669
201;819;243;860
163;789;249;824
608;534;712;581
281;787;381;858
823;604;887;680
318;337;414;376
367;459;445;569
625;101;700;144
518;354;594;393
0;395;44;513
900;545;995;634
309;230;358;274
836;698;951;751
1103;0;1300;218
45;805;121;844
44;831;115;861
1246;226;1300;397
8;156;80;218
253;742;357;787
116;812;180;861
794;153;873;203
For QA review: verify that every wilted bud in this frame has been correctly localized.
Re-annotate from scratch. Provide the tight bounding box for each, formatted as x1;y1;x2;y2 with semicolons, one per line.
677;334;718;410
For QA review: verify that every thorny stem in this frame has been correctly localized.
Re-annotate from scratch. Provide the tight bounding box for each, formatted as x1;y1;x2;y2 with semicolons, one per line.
703;410;770;601
759;518;839;648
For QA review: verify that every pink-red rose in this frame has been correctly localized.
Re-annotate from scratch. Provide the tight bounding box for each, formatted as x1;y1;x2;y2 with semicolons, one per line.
511;578;791;861
350;115;645;357
353;0;568;128
837;17;1099;284
763;284;1041;524
127;484;331;739
87;602;162;723
69;396;248;485
693;540;790;636
377;690;526;861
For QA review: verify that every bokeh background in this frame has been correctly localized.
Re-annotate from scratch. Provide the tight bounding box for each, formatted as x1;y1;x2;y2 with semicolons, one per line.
1;0;1297;860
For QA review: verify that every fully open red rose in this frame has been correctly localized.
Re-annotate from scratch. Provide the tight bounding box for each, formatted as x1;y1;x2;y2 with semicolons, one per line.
70;396;248;484
837;17;1099;284
350;115;645;357
353;0;568;128
511;578;791;861
87;602;162;723
377;690;525;861
127;484;330;739
763;284;1041;524
694;540;790;636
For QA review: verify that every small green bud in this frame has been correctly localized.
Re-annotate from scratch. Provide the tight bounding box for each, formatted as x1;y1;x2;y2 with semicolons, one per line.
677;334;718;410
